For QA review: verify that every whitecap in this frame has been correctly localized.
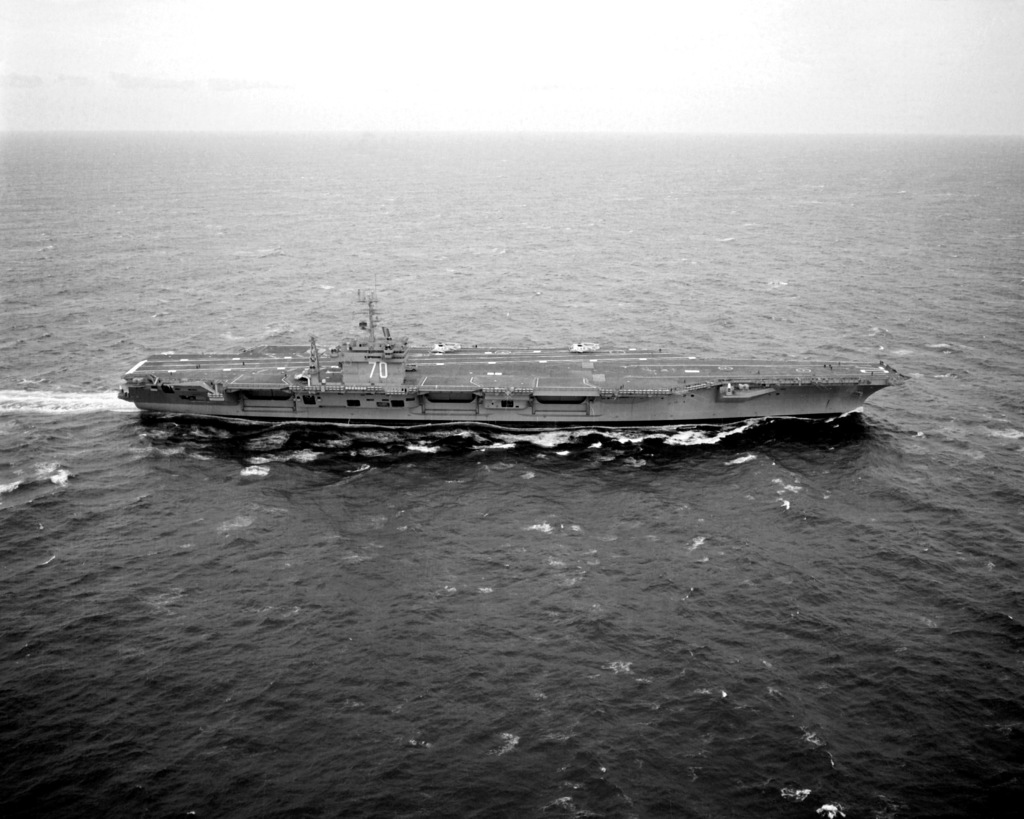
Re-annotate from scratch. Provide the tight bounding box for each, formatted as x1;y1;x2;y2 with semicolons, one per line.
31;462;69;486
688;536;706;551
605;661;633;674
240;465;270;477
524;431;572;449
407;443;440;453
218;515;255;531
489;732;520;755
781;788;811;802
147;588;184;613
665;420;757;447
773;479;802;494
726;453;756;465
526;522;554;533
802;729;824;747
609;430;652;445
48;469;71;486
989;428;1024;440
816;804;845;818
248;431;290;451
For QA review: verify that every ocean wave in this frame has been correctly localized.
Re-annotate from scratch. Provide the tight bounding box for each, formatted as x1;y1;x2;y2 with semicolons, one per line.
988;428;1023;440
726;453;757;465
0;461;72;501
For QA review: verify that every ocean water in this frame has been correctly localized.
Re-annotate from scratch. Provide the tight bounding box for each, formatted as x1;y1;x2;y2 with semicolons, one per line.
1;133;1023;818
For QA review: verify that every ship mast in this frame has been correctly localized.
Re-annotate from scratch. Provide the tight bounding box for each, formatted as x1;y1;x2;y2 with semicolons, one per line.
307;335;323;386
357;288;379;344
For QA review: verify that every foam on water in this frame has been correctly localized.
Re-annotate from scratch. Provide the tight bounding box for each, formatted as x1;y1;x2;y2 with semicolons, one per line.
217;515;255;532
489;732;520;756
664;419;760;446
0;389;135;414
406;442;441;453
485;421;760;452
988;428;1023;440
726;453;757;465
0;461;72;497
247;430;291;451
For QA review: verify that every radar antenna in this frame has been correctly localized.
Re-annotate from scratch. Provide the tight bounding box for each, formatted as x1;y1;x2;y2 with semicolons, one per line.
357;288;380;343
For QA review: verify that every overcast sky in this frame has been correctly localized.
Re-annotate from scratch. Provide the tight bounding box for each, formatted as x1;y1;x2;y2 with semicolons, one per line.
2;0;1022;133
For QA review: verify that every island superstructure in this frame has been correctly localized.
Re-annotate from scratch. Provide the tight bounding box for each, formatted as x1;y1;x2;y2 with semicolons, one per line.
118;291;906;427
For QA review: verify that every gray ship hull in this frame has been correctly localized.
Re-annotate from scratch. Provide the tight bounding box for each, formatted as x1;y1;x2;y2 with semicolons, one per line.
119;344;901;427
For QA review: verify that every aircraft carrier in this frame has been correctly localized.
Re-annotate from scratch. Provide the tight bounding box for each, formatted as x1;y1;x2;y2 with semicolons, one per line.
119;291;906;427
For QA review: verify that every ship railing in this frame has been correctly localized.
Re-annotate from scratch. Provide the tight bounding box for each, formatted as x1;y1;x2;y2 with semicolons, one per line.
753;375;879;387
695;375;878;389
285;382;416;395
479;386;536;395
217;371;890;396
598;388;675;397
596;374;881;398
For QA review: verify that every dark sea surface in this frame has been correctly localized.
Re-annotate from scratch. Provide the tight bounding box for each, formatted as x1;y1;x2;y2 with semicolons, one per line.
2;133;1023;818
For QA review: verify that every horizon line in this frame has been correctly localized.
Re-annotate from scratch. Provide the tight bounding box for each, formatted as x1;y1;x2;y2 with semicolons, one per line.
3;129;1023;138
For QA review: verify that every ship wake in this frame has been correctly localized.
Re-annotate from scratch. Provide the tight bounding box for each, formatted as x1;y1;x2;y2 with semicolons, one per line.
0;390;138;414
